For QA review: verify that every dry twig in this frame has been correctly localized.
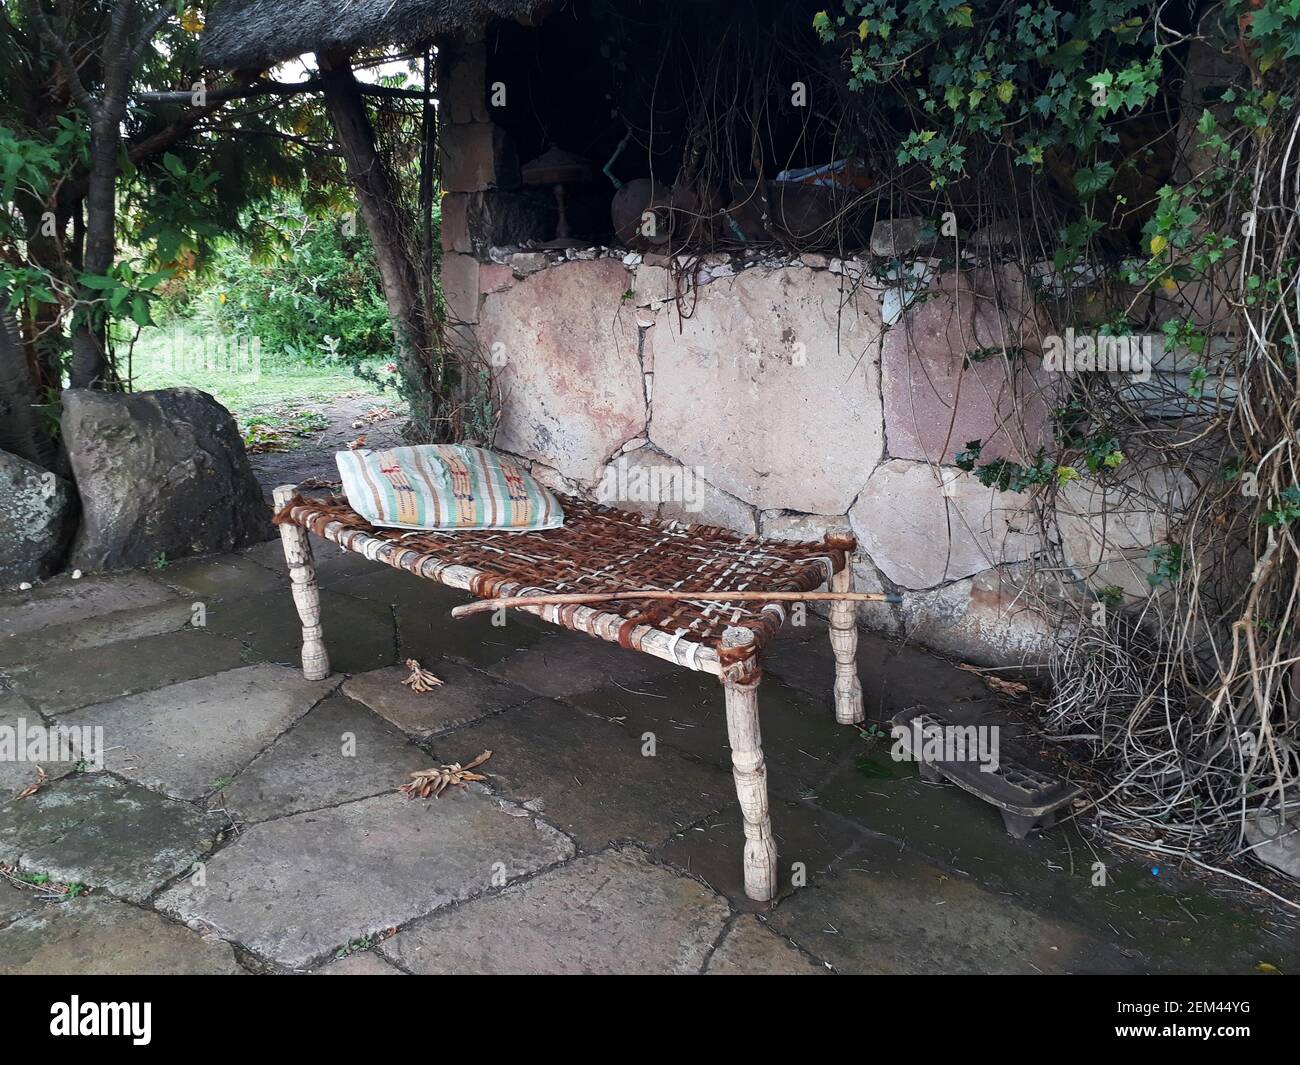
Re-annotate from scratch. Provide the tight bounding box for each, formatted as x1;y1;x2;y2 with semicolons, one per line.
15;765;47;801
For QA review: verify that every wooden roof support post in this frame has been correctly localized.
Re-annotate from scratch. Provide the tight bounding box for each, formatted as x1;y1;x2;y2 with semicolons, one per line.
315;48;440;411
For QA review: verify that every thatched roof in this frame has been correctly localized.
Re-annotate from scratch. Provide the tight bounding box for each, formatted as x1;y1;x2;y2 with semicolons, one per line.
201;0;551;69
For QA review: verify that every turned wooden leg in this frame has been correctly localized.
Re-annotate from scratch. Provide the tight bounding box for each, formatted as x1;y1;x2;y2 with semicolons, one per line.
273;485;330;681
829;565;864;724
720;627;777;902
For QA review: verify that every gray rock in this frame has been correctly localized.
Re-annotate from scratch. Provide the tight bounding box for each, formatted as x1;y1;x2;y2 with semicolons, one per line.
848;459;1034;589
649;267;884;513
509;251;548;277
62;387;268;572
1245;807;1300;880
898;564;1060;667
969;219;1022;249
870;216;932;258
0;450;74;584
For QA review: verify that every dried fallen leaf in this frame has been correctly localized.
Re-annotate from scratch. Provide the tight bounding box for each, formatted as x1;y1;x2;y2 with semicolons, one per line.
15;765;47;801
400;750;493;799
243;424;291;453
346;435;367;450
957;663;1031;697
401;658;443;693
352;406;395;428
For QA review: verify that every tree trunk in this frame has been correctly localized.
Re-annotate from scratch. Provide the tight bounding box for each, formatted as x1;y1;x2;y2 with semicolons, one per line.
315;49;444;438
69;115;120;389
14;188;69;396
0;309;56;468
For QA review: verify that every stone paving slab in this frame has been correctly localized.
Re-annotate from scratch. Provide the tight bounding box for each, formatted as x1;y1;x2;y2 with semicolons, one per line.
342;662;532;739
766;839;1111;974
157;789;574;969
0;598;197;669
0;896;245;975
206;587;397;675
813;738;1076;892
241;536;379;584
762;626;990;723
329;569;552;670
0;877;41;925
446;698;732;848
814;740;1300;973
392;596;551;669
482;625;680;699
380;847;730;975
63;664;337;801
154;554;286;600
0;695;81;797
3;629;252;715
6;548;1296;976
332;565;470;612
567;669;862;798
220;692;431;821
706;915;828;974
0;774;226;902
658;797;866;910
314;950;405;975
0;571;179;638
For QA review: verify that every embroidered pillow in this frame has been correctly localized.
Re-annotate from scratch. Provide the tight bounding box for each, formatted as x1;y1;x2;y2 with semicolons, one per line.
335;445;564;531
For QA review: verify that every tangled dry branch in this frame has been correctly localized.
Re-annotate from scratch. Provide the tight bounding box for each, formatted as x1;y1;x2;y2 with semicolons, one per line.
628;9;1300;895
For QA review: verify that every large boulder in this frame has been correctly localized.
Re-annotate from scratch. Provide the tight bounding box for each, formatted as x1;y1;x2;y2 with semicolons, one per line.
0;450;75;584
62;388;268;571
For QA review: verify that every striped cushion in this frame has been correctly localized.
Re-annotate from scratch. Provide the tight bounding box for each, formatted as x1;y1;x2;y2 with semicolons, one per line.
334;445;564;531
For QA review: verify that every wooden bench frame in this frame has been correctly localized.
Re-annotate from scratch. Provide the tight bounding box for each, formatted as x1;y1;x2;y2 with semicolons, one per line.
272;484;864;902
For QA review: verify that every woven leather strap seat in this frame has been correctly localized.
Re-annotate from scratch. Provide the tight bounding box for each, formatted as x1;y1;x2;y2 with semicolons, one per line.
273;491;854;674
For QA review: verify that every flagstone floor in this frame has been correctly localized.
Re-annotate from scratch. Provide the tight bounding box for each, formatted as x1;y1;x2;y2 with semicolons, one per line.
1;541;1296;974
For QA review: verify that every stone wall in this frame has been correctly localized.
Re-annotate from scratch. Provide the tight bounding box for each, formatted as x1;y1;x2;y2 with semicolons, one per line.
434;40;1181;667
446;231;1077;664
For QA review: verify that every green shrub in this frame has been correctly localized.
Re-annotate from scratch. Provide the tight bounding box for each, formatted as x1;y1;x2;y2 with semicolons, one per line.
194;208;395;371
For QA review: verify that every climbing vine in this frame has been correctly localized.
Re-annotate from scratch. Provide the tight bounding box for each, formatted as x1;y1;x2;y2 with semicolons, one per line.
817;1;1300;900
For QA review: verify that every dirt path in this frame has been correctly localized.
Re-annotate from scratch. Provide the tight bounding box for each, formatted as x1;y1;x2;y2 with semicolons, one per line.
245;390;407;499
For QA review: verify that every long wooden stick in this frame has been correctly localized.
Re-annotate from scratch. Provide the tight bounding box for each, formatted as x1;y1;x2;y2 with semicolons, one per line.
451;589;903;619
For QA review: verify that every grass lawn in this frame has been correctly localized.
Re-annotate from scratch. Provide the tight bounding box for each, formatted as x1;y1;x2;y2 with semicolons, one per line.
124;323;392;422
